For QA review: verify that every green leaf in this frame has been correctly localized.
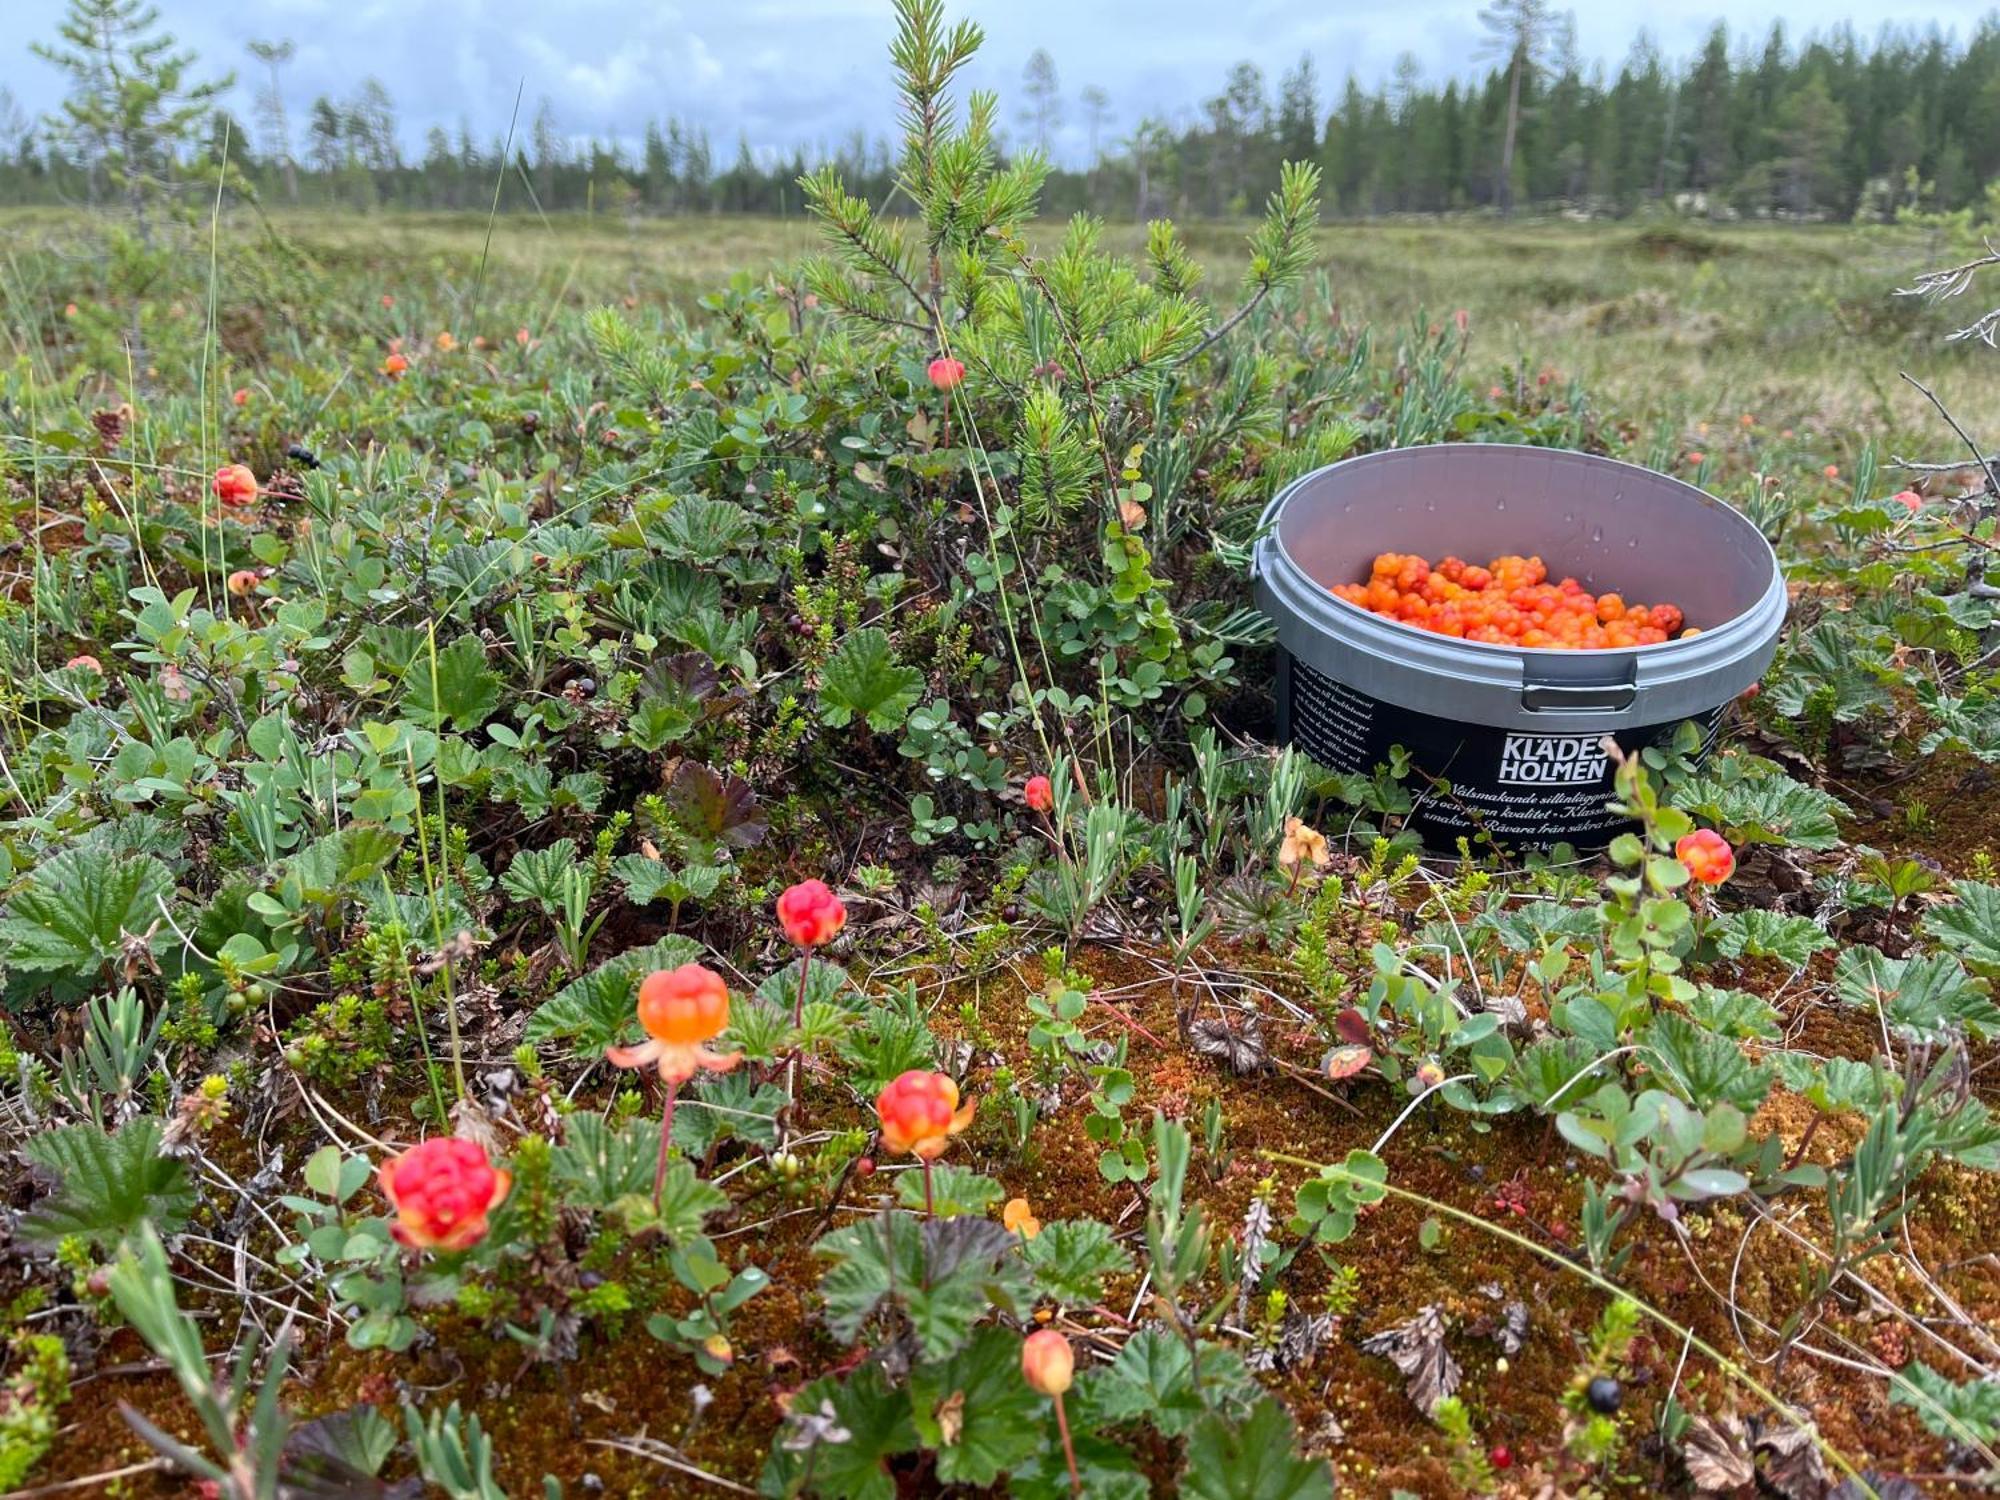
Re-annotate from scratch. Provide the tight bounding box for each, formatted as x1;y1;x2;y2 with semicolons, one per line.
1640;1013;1773;1115
1006;1435;1149;1500
524;934;704;1050
501;839;580;913
1834;947;2000;1044
401;634;503;731
1686;986;1783;1041
818;628;923;733
1022;1219;1134;1305
757;1366;915;1500
1092;1329;1258;1438
550;1115;655;1208
1923;882;2000;975
909;1327;1043;1486
816;1211;1032;1362
896;1164;1003;1219
651;497;755;560
0;845;172;983
1891;1360;2000;1446
672;1070;785;1155
1290;1149;1387;1245
1710;909;1835;966
650;1157;728;1245
1676;765;1847;850
1180;1398;1334;1500
21;1119;195;1249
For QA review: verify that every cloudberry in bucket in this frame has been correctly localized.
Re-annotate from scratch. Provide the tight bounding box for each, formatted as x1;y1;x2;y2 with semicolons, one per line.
1330;551;1690;650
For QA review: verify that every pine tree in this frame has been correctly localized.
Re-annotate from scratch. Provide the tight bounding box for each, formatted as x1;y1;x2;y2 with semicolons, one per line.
1020;48;1063;156
32;0;236;238
1276;55;1321;169
1477;0;1553;215
245;38;296;202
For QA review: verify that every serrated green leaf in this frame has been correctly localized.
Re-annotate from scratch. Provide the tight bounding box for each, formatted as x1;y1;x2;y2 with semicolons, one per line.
400;634;502;731
1923;882;2000;974
818;628;923;733
757;1366;915;1500
524;934;705;1050
1834;947;2000;1044
550;1115;656;1208
21;1118;194;1248
1710;909;1835;966
0;845;172;984
1022;1219;1134;1305
816;1211;1031;1362
909;1327;1042;1486
895;1164;1002;1219
1180;1397;1334;1500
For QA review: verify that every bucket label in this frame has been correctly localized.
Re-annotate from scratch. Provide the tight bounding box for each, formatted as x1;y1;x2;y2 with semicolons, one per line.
1496;734;1612;785
1282;655;1724;854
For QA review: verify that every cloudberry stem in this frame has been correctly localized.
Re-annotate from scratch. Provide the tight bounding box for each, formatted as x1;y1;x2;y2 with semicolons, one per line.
794;947;812;1030
1053;1391;1081;1497
922;1156;935;1219
654;1078;680;1205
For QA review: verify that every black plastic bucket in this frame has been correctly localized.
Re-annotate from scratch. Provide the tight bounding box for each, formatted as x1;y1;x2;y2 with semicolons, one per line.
1251;446;1785;854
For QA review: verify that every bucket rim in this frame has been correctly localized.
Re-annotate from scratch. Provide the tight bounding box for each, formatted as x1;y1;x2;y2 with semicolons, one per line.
1254;444;1784;660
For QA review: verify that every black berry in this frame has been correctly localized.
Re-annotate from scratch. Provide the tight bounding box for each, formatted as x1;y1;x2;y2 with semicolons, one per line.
1585;1375;1621;1414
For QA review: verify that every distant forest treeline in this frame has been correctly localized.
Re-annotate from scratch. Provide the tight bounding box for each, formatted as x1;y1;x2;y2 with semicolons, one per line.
3;14;1999;222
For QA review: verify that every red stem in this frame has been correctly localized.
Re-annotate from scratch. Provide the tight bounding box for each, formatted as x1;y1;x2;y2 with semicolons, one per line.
1088;996;1169;1050
794;946;812;1029
654;1077;680;1204
1054;1392;1080;1497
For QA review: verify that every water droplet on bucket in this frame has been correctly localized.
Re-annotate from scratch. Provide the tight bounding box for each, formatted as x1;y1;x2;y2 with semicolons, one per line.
1496;498;1507;511
1590;526;1604;544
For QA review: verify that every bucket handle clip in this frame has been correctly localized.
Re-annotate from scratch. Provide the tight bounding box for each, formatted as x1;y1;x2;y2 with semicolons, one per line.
1521;658;1637;714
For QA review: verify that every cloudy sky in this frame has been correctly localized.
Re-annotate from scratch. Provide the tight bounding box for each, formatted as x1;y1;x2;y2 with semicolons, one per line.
4;0;1990;167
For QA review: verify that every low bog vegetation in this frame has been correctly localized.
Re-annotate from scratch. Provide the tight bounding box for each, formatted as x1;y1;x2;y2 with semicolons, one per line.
3;4;2000;1498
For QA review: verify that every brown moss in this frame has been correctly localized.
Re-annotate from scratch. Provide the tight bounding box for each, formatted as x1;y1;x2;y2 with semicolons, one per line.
26;941;1998;1498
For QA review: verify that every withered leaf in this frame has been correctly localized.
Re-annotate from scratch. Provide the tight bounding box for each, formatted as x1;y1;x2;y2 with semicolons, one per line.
1755;1415;1831;1500
665;760;767;848
1189;1013;1269;1075
1360;1304;1461;1416
1682;1414;1754;1492
934;1388;965;1446
1475;1282;1529;1356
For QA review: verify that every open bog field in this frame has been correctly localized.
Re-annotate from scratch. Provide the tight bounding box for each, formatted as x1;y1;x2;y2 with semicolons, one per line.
4;184;2000;1499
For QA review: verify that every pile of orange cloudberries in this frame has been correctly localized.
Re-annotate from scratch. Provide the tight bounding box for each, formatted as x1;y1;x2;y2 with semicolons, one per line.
1332;552;1691;648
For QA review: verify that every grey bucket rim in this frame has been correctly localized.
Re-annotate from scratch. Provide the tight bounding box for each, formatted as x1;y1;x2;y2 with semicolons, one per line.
1253;444;1784;663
